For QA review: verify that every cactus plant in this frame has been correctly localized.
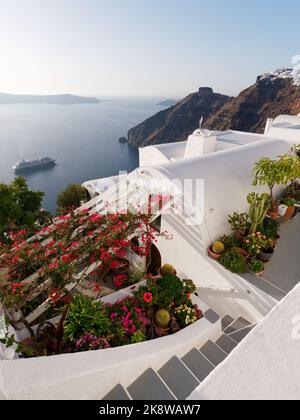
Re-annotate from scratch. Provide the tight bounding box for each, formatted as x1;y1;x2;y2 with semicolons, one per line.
154;309;171;328
247;193;271;235
159;264;176;276
212;241;225;254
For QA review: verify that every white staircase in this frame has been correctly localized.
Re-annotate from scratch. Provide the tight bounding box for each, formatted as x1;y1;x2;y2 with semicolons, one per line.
102;313;256;400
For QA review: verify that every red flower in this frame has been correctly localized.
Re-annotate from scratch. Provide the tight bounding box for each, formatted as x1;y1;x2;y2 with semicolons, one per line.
143;292;153;303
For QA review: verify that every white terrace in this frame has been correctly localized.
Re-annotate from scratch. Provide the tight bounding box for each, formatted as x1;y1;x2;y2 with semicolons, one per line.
1;114;300;400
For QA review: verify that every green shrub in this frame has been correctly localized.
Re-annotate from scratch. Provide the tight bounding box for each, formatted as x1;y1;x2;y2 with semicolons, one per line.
248;259;264;274
220;235;242;251
220;250;246;274
56;183;87;211
64;295;112;341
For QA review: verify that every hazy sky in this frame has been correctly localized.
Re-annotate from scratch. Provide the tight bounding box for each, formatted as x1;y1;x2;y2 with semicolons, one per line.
0;0;300;97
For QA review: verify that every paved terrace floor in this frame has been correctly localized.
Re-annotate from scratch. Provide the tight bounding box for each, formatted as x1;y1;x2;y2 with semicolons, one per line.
242;213;300;301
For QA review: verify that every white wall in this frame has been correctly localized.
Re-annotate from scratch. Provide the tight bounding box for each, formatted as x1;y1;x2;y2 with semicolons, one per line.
189;282;300;400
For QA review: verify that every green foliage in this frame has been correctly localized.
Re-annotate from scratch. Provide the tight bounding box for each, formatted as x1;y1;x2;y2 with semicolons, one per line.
135;274;196;309
248;259;264;274
253;157;286;202
220;250;246;274
220;235;242;251
228;212;249;233
280;197;295;207
0;177;44;238
247;193;271;235
64;295;112;341
56;183;87;211
261;217;280;239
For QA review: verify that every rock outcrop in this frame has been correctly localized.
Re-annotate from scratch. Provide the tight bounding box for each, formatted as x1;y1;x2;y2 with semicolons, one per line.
127;87;231;147
127;69;300;147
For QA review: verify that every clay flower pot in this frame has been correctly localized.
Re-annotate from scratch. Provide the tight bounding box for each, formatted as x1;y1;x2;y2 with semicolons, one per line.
282;206;295;222
268;205;279;220
207;246;222;261
233;247;249;259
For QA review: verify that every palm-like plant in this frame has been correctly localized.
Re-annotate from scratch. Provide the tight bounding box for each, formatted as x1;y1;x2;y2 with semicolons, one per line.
253;157;286;205
280;150;300;197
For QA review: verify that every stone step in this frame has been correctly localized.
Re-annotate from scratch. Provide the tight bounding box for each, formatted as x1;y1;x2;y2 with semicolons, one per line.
228;325;255;343
215;334;238;354
200;340;228;367
127;368;176;400
181;348;215;382
103;384;130;400
221;314;235;332
223;317;251;334
158;356;199;400
204;309;220;324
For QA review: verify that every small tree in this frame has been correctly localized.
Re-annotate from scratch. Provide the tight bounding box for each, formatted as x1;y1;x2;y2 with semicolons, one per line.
280;149;300;196
0;177;44;239
56;184;87;211
253;157;285;205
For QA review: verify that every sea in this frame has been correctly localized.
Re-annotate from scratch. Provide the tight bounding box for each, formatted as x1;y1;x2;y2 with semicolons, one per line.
0;97;165;213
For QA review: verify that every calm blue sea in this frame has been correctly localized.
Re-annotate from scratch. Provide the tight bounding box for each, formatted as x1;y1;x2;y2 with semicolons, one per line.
0;97;164;213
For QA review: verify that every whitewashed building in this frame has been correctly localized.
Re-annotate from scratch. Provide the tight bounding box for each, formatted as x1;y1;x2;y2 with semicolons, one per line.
1;114;300;400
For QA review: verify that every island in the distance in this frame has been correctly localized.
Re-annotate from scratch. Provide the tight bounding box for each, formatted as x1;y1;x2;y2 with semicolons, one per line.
156;99;178;107
0;92;100;105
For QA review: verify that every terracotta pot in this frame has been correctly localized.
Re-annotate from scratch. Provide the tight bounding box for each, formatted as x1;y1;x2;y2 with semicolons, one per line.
152;318;170;337
254;269;264;277
282;206;295;222
233;247;249;259
235;230;246;241
267;206;279;220
207;246;222;261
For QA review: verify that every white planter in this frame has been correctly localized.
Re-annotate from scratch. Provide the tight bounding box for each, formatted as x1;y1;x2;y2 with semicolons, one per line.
278;204;288;217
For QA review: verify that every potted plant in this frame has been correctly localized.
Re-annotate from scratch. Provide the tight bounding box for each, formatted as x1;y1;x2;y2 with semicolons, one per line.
279;198;296;222
153;309;171;337
259;238;275;263
247;193;271;234
159;264;177;276
228;212;249;240
219;249;246;274
242;232;266;260
253;157;286;216
261;217;280;244
208;241;225;261
248;259;265;276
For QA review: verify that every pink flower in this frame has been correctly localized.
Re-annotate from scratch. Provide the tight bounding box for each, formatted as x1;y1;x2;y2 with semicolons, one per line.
143;292;153;303
49;262;59;270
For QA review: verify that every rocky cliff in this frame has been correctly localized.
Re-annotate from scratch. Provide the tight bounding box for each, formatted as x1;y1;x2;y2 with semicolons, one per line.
127;69;300;148
204;69;300;133
127;87;231;147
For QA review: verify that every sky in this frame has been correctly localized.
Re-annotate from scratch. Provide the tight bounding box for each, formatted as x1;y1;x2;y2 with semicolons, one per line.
0;0;300;98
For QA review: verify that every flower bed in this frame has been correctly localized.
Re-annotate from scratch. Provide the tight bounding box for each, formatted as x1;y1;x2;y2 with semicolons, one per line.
0;209;172;352
1;268;203;357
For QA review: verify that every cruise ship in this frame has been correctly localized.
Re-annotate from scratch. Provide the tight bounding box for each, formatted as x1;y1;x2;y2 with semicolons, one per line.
12;157;56;173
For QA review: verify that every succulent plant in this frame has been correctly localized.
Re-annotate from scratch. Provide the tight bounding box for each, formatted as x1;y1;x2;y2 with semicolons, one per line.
160;264;176;276
212;241;225;254
154;309;171;328
247;193;271;235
